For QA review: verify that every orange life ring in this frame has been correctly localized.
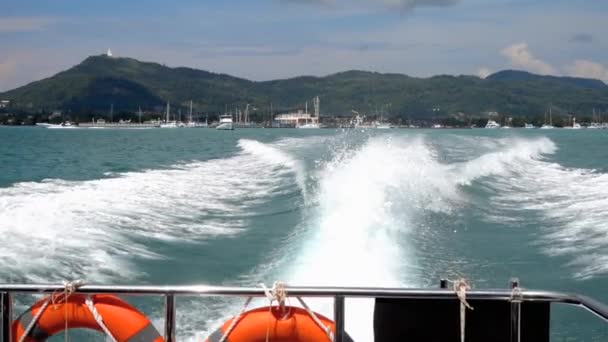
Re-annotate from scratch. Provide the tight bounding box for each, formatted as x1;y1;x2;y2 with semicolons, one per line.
12;294;163;342
205;306;335;342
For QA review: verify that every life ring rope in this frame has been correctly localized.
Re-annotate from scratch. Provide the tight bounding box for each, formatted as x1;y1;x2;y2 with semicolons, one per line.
85;295;118;342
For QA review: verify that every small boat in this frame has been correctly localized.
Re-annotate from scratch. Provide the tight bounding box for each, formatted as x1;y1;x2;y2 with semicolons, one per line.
540;106;554;129
160;102;179;128
35;123;52;127
47;121;77;129
216;115;234;130
524;123;535;129
485;120;501;128
375;122;391;129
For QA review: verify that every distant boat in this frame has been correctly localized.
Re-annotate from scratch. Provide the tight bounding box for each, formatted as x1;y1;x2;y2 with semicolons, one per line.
160;102;178;128
485;120;501;128
524;123;535;129
216;114;234;130
564;117;582;129
540;106;554;129
185;100;207;127
47;121;77;129
35;123;52;127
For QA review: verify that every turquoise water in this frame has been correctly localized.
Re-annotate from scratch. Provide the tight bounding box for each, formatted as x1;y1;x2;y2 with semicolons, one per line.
1;126;607;340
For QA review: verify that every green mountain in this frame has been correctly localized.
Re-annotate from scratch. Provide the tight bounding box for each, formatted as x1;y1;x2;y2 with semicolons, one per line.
2;55;608;121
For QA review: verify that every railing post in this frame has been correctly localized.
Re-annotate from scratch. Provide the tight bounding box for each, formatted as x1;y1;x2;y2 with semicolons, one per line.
509;278;521;342
165;294;176;342
1;292;12;342
440;279;448;289
333;296;345;342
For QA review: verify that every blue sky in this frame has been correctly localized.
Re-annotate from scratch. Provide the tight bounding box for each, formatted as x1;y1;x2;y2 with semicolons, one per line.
1;0;607;91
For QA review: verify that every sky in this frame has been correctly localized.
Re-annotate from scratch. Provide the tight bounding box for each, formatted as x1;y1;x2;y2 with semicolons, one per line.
1;0;607;91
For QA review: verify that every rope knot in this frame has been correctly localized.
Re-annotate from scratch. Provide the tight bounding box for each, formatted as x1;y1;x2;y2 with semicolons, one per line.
453;278;473;311
510;286;523;303
261;281;288;312
51;279;86;308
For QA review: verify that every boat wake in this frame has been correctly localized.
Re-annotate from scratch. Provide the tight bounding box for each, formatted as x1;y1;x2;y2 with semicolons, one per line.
4;132;607;341
0;139;303;284
467;137;608;280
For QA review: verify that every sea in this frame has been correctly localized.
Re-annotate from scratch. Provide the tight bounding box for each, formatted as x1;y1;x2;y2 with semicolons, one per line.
0;126;607;341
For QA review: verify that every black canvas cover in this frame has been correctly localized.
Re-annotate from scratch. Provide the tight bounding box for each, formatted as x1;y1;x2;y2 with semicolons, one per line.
373;298;550;342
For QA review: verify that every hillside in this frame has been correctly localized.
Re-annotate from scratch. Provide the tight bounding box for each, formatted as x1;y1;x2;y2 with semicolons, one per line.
2;55;608;120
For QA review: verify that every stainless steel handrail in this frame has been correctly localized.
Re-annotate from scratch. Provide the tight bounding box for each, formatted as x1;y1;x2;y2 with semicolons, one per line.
1;284;607;342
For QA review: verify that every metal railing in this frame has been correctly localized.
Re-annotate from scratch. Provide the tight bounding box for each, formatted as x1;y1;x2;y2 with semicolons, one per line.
1;280;607;342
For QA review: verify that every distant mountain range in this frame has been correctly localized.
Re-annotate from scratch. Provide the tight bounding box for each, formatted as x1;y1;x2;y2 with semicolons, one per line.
2;55;608;119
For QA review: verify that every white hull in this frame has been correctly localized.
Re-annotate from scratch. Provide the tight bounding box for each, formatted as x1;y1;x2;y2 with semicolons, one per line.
47;124;78;129
297;123;320;129
216;123;233;130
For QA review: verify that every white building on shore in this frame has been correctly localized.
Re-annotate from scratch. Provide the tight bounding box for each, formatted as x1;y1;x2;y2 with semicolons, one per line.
274;96;321;127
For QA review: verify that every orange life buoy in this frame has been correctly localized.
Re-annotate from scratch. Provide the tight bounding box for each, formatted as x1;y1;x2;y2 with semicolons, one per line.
205;306;335;342
12;294;163;342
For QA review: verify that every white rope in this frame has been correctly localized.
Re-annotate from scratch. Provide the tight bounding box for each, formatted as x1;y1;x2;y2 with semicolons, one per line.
19;280;86;342
260;282;333;342
56;280;86;342
85;296;118;342
18;298;51;342
453;279;474;342
261;282;291;342
296;297;334;342
219;297;253;342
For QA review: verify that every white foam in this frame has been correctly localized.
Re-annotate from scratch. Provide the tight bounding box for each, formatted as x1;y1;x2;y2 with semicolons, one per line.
483;154;608;279
0;140;303;284
279;135;466;341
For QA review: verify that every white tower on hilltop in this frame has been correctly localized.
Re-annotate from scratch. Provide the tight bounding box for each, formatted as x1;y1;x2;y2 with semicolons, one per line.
106;49;113;57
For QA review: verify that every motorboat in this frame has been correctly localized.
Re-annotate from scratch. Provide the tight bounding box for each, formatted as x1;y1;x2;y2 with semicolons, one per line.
216;115;234;130
485;120;501;128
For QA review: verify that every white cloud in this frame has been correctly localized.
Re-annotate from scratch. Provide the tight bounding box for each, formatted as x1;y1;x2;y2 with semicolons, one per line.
566;60;608;83
476;67;492;79
0;17;56;33
501;42;556;75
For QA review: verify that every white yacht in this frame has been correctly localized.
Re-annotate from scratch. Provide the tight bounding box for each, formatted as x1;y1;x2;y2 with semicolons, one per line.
524;123;535;129
485;120;501;129
216;115;234;130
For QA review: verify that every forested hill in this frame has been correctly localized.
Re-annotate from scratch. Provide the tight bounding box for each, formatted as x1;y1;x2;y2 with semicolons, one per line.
2;55;607;119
